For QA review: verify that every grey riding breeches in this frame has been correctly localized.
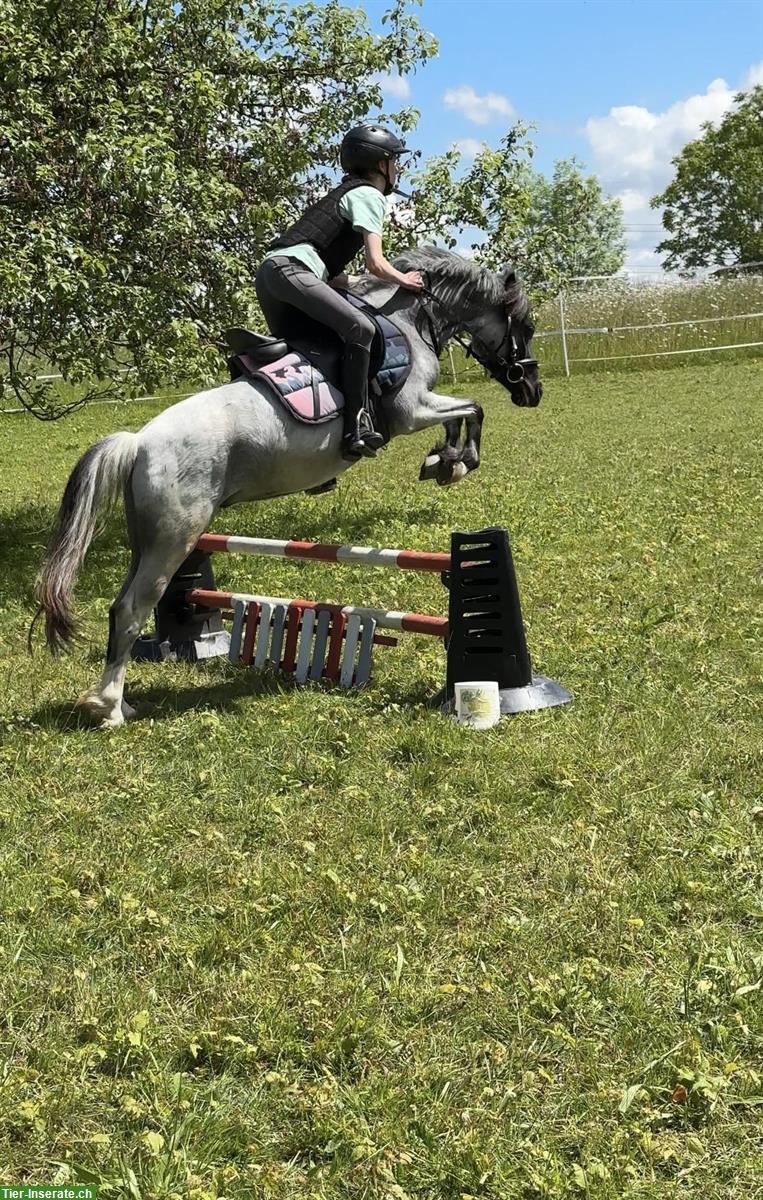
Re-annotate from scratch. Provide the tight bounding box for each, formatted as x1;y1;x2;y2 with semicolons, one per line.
255;256;375;351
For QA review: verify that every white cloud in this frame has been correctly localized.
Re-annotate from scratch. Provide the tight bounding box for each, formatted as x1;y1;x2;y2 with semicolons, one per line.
374;72;411;100
743;60;763;88
625;246;667;274
453;137;487;159
617;188;651;215
443;85;514;125
584;69;759;273
585;76;737;197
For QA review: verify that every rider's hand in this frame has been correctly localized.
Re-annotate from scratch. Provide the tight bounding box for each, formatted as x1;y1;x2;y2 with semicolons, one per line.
401;271;425;291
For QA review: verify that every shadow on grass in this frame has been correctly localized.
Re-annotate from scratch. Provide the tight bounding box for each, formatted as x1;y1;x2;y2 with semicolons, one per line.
29;668;286;731
30;660;438;732
0;501;132;610
133;675;437;717
215;498;448;545
129;669;292;717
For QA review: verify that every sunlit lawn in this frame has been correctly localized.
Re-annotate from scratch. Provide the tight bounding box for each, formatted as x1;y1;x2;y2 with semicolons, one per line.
0;358;761;1198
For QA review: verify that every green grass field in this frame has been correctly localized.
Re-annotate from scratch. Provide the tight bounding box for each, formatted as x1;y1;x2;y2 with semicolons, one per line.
1;359;761;1199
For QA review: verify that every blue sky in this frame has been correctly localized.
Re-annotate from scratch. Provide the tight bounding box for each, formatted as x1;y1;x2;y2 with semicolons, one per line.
357;0;763;272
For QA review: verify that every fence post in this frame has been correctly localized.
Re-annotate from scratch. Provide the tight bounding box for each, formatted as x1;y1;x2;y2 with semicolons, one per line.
559;288;571;377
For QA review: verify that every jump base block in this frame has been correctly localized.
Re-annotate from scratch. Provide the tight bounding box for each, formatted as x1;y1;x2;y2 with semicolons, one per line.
132;629;231;663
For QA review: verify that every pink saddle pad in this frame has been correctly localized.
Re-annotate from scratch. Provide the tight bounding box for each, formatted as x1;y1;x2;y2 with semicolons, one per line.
240;352;344;424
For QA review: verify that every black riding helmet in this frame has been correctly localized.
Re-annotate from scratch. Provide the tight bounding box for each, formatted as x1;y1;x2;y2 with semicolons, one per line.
340;125;409;196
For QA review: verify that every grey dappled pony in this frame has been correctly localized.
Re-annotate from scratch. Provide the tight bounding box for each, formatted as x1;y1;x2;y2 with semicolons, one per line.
36;247;541;727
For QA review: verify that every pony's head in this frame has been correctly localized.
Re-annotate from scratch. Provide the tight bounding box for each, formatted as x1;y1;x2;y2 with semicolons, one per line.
466;266;541;408
392;248;542;408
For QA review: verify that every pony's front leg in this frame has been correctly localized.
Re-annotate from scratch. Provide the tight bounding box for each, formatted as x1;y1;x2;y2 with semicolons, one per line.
419;419;464;484
419;406;485;484
460;406;484;475
413;392;483;486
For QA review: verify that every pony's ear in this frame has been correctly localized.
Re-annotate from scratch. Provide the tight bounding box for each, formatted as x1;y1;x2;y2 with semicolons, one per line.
502;266;517;286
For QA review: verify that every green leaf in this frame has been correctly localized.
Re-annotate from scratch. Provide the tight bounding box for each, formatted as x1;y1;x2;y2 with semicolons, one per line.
394;941;405;984
618;1084;643;1114
572;1163;587;1190
142;1130;165;1156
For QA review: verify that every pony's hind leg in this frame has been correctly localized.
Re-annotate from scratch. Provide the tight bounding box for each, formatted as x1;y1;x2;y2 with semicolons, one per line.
76;538;197;728
91;550;139;724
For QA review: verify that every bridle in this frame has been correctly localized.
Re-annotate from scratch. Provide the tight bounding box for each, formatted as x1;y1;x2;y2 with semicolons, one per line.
416;282;538;388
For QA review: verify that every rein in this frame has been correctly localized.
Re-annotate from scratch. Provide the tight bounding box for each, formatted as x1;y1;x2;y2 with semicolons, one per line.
415;284;447;358
416;283;468;360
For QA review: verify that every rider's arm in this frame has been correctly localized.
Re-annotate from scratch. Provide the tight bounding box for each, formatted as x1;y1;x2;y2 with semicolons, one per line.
364;232;420;288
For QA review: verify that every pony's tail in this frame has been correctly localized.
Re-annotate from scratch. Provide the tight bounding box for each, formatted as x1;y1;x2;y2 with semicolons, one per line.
33;432;139;654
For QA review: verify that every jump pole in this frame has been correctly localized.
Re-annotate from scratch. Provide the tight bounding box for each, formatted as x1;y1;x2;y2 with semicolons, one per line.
132;526;572;715
195;532;451;574
188;588;449;638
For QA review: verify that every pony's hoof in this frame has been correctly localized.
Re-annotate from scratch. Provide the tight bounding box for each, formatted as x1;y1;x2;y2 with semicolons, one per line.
419;453;441;482
99;712;126;729
438;461;469;486
75;691;127;729
121;699;137;722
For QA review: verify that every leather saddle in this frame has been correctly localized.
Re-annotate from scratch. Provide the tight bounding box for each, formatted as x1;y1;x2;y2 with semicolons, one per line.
225;329;289;363
222;291;411;427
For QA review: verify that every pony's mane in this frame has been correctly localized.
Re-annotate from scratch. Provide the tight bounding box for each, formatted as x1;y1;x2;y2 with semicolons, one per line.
391;245;530;320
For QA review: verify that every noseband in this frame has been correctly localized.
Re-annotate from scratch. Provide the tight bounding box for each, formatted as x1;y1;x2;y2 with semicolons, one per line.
417;283;537;387
466;319;538;386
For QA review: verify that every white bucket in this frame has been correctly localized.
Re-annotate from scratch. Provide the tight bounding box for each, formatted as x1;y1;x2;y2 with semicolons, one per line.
454;680;501;729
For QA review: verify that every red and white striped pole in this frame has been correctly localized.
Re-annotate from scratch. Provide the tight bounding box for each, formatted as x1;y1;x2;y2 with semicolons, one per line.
195;533;451;575
188;588;449;639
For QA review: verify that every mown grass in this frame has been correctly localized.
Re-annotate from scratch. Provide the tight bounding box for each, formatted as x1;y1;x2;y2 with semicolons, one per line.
0;359;761;1199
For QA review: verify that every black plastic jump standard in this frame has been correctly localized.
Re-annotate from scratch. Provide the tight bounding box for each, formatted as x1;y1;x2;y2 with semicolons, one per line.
132;549;231;662
133;525;572;716
437;527;572;715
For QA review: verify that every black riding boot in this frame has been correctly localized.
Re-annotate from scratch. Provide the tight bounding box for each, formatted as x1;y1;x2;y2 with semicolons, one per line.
341;344;384;460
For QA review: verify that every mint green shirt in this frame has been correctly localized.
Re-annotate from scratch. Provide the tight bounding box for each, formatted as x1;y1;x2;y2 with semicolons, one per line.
262;186;387;281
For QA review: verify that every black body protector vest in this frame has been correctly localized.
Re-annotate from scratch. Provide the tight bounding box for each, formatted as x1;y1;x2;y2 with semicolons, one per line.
268;176;372;279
